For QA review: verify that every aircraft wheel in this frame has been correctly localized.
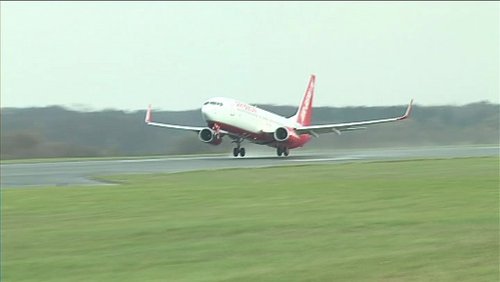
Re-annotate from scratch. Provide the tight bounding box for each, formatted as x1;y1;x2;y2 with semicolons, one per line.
239;148;246;157
277;147;283;157
233;148;239;157
283;147;289;156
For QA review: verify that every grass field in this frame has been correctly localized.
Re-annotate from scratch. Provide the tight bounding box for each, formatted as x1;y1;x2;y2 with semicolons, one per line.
2;157;499;281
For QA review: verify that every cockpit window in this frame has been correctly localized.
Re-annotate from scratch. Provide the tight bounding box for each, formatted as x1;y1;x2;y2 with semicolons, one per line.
206;101;223;106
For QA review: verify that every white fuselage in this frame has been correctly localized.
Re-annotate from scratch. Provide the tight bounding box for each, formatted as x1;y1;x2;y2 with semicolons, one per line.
201;97;298;136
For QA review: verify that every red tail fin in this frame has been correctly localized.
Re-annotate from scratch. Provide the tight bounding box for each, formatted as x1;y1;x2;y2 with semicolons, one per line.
295;74;315;126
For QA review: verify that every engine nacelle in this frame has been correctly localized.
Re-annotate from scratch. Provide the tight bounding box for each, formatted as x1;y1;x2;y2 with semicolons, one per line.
273;127;290;142
198;128;222;145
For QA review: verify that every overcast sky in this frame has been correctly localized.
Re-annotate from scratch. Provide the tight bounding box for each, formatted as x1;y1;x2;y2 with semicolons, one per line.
1;2;498;111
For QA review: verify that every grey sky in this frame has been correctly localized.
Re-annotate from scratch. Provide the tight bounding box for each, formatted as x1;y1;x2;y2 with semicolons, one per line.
1;1;498;111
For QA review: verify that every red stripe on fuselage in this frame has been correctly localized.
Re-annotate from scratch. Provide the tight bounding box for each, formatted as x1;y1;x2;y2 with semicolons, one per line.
207;121;311;149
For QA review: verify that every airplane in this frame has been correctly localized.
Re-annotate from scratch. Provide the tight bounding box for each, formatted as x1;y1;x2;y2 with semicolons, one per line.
145;74;413;157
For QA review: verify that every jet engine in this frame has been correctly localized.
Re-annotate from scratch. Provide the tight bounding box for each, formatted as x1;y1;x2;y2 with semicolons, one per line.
198;128;222;145
273;127;290;142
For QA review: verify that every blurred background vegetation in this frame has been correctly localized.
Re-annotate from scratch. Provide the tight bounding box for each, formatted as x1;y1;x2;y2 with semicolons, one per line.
1;101;498;159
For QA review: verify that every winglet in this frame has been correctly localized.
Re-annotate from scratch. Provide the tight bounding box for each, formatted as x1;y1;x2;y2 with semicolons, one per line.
399;99;413;120
145;104;152;123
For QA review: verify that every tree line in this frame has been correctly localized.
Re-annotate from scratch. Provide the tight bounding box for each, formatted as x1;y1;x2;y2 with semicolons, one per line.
1;101;498;159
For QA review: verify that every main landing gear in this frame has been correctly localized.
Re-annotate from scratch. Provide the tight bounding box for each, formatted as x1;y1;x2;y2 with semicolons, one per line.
233;147;245;157
277;146;289;157
232;139;245;157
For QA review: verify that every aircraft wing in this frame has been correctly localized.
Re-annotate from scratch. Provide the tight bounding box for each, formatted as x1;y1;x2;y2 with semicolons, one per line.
145;105;235;135
146;121;206;131
145;105;208;132
295;99;413;136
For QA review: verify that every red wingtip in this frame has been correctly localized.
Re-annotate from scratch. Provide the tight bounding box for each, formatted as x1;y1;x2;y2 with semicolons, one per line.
400;99;413;120
145;104;152;123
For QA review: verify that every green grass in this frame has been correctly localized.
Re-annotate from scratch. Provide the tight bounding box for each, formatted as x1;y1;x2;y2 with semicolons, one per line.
2;158;499;282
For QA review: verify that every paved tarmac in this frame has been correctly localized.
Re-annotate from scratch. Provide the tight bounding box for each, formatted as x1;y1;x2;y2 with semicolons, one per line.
1;146;498;188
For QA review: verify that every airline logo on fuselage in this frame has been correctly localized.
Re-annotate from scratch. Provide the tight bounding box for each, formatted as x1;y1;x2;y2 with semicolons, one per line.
236;102;257;113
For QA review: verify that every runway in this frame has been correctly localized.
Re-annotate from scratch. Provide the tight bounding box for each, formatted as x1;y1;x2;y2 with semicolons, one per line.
1;146;498;188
